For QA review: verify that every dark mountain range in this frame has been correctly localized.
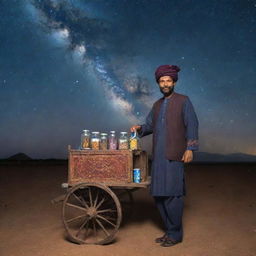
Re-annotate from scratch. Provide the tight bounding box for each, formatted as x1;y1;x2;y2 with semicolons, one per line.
7;153;32;160
3;152;256;163
193;152;256;163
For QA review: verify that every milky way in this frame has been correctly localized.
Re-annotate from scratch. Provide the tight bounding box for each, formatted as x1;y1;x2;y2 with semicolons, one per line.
28;0;154;123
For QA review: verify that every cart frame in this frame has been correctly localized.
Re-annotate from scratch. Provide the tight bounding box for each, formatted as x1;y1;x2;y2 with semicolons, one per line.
61;146;150;245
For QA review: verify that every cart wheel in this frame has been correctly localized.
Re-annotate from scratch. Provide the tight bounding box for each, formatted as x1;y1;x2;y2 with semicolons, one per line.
62;183;122;245
112;189;134;220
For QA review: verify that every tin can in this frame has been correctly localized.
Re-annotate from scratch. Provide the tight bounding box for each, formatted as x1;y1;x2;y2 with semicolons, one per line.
133;168;141;183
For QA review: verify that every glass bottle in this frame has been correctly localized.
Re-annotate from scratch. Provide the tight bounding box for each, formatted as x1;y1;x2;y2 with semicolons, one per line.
109;131;117;150
129;130;139;150
80;130;90;149
100;133;108;150
118;132;129;150
91;131;100;150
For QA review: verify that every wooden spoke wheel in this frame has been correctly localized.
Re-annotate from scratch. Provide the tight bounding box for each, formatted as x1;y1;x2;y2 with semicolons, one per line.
62;183;122;245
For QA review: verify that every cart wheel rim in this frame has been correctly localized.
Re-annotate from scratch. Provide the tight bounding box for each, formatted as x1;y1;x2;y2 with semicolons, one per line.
62;183;122;245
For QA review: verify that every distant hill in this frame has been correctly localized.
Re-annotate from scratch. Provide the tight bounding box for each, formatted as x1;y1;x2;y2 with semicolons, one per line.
2;151;256;163
7;153;32;160
193;152;256;162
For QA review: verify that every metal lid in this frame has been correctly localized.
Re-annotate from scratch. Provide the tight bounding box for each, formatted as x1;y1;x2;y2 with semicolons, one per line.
92;131;100;134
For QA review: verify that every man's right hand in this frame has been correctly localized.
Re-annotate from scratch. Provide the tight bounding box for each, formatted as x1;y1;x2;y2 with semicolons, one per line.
130;125;142;132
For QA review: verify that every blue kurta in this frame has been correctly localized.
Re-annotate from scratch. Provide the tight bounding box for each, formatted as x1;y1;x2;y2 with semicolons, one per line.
140;95;199;197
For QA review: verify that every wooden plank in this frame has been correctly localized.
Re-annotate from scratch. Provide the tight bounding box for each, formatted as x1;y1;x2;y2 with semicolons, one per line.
67;177;151;189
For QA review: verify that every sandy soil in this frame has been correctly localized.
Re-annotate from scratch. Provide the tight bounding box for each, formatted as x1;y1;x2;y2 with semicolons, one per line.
0;162;255;256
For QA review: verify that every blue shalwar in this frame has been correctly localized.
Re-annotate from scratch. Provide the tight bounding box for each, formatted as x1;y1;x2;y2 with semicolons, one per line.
139;95;199;242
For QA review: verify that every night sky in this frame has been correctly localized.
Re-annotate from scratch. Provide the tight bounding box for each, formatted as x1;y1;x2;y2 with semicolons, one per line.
0;0;255;159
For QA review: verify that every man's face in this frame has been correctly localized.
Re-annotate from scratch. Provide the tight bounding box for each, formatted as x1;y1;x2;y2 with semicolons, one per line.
158;76;176;96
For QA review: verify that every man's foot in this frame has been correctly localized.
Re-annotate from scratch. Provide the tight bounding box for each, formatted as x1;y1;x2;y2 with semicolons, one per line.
155;234;168;243
160;237;181;247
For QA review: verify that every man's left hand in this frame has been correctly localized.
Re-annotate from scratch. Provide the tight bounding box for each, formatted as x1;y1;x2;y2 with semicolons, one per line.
182;150;193;163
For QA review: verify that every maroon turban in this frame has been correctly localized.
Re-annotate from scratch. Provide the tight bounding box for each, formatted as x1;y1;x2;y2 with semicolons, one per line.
155;65;181;82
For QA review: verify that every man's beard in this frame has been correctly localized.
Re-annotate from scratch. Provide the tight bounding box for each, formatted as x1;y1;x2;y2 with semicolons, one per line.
160;86;174;97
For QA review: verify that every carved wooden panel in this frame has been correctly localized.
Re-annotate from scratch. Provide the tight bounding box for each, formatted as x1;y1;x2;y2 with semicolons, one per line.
68;150;133;185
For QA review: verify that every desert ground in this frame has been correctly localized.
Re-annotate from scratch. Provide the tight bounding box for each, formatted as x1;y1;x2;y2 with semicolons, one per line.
0;162;255;256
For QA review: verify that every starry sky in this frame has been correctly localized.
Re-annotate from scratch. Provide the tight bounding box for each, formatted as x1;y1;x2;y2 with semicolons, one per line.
0;0;255;159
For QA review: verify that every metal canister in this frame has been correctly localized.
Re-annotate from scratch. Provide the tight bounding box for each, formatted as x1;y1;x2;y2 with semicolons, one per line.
133;168;141;183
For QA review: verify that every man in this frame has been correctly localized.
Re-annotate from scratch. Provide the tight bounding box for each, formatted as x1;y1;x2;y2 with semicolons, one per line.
130;64;199;247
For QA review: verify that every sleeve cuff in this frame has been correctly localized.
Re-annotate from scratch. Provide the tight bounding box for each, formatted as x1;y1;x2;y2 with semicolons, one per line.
186;139;199;151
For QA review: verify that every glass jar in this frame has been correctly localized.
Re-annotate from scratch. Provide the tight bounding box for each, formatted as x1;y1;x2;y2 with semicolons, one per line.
118;132;129;150
80;130;90;149
109;131;117;150
100;133;108;150
129;130;139;150
91;131;100;150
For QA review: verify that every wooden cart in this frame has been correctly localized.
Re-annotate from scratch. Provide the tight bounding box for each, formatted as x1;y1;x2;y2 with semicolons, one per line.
62;146;150;245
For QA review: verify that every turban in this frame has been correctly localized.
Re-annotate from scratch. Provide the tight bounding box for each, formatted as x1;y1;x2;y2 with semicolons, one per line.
155;65;181;82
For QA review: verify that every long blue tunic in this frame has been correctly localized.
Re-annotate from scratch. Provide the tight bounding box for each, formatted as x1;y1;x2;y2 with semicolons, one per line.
140;96;199;196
